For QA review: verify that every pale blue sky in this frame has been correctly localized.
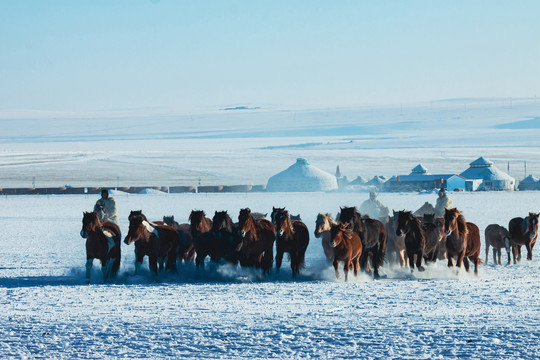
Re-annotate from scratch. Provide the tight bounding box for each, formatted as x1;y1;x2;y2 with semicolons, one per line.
0;1;538;114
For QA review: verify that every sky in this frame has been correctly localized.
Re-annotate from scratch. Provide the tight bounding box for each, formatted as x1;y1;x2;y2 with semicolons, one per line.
0;1;538;115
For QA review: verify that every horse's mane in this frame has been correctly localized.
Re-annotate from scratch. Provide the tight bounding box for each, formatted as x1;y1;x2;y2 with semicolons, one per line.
317;212;335;224
212;211;234;232
339;206;363;232
405;211;424;236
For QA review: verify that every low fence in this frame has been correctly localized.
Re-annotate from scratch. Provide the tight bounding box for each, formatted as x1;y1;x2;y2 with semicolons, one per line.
0;185;267;195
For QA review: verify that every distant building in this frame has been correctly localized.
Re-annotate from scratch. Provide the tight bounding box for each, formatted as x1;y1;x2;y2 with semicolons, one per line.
266;158;338;192
518;175;539;191
385;164;466;191
460;157;515;191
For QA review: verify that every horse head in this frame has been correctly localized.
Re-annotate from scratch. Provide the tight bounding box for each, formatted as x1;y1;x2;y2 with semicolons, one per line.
314;213;334;238
124;213;153;245
329;223;350;248
271;206;285;225
528;212;539;239
212;211;234;233
423;213;435;224
163;215;175;226
444;208;461;237
189;210;207;237
238;208;255;238
274;209;293;238
395;210;413;237
339;206;362;232
81;211;101;238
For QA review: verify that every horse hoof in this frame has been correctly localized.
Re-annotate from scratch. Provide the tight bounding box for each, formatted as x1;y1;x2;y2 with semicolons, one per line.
418;266;425;272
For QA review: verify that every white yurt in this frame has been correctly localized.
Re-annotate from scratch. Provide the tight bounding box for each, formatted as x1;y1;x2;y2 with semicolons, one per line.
266;158;338;192
460;157;515;191
518;175;539;191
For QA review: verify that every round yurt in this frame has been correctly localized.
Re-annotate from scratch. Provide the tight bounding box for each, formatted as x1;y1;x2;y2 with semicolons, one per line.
518;175;539;191
460;157;515;191
266;158;338;192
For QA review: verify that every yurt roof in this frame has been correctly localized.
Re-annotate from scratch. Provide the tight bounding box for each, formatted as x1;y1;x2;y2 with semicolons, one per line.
469;157;494;167
411;164;429;174
266;158;338;192
349;176;367;185
521;175;539;183
460;161;514;182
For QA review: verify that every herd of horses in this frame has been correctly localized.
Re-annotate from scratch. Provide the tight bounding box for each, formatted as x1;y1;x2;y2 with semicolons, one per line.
80;205;538;283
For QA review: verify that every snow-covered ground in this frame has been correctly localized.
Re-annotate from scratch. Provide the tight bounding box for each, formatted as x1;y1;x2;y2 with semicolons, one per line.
1;191;539;358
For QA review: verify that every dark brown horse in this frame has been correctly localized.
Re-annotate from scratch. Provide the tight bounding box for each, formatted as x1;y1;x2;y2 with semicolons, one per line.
271;206;301;225
237;208;276;275
422;213;446;262
194;211;242;268
396;210;426;272
274;208;310;277
189;210;213;267
329;223;363;281
163;215;195;264
80;211;121;283
485;224;512;265
386;210;407;267
124;211;179;281
508;213;538;263
338;206;386;279
314;213;337;263
444;208;481;274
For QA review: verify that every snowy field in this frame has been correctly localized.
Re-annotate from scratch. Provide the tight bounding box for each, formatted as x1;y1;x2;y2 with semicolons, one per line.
1;191;539;359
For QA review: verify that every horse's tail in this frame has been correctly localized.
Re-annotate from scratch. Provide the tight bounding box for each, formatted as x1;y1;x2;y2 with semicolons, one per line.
377;222;387;267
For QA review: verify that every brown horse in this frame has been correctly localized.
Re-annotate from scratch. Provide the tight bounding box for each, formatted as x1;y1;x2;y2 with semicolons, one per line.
189;210;213;267
163;216;195;264
338;206;386;279
194;211;242;268
329;223;363;281
485;224;512;265
274;209;310;277
444;208;481;274
237;208;276;275
422;214;446;262
271;206;301;225
124;211;179;281
386;210;407;267
80;211;121;283
395;210;426;272
508;213;539;263
314;213;337;262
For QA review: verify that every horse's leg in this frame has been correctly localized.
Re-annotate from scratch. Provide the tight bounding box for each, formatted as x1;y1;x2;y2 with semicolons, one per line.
353;257;359;277
102;257;114;282
359;250;368;272
149;256;159;282
496;248;502;265
344;259;350;282
85;258;93;283
485;243;490;264
134;249;144;276
275;247;284;274
333;259;340;279
517;246;522;262
462;256;470;272
407;250;415;272
416;251;425;272
447;255;454;268
525;243;533;261
372;246;381;279
473;255;479;275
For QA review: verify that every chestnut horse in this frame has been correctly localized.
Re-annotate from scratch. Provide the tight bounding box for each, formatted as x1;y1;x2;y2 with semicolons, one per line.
314;213;337;262
124;211;179;281
237;208;276;275
338;206;386;279
508;213;538;263
163;215;195;264
80;211;121;283
444;208;481;274
274;209;310;277
329;223;363;281
189;210;213;267
396;210;426;272
485;224;512;265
